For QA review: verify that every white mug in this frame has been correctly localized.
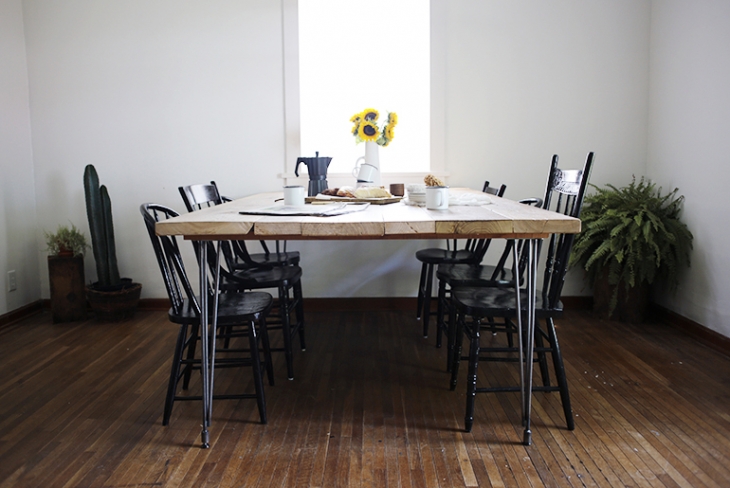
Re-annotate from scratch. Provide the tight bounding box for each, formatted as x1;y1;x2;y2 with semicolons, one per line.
426;186;449;210
283;185;305;206
352;161;378;182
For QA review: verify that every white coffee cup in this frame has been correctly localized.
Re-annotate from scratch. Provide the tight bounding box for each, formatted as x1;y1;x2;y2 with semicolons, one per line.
352;162;377;182
425;186;449;210
283;185;305;206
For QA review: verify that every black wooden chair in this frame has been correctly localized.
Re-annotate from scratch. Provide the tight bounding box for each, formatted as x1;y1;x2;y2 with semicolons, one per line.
141;203;274;426
448;152;594;435
435;197;543;367
178;182;300;269
179;184;306;380
415;181;507;339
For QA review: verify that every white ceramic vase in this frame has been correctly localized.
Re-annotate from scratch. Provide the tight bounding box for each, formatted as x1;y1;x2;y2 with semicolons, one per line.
364;141;381;186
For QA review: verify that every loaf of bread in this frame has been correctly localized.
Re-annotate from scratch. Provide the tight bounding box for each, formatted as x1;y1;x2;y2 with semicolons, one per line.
354;186;392;198
321;188;339;196
337;186;357;198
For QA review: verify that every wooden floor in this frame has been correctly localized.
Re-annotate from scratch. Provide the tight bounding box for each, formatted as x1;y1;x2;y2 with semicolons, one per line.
1;306;730;487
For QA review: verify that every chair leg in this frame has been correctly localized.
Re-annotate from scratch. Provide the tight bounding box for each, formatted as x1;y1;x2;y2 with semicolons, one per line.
464;321;480;433
505;318;515;348
422;264;434;337
446;291;458;372
534;324;551;388
294;281;306;351
449;312;466;391
279;285;295;380
247;320;267;424
259;315;275;387
416;262;428;319
163;322;189;426
182;323;199;390
546;317;574;430
435;279;447;348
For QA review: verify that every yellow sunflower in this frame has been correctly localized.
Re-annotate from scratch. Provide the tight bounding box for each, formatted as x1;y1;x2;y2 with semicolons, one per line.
387;112;398;126
384;124;395;141
362;108;379;121
358;121;379;141
350;113;362;123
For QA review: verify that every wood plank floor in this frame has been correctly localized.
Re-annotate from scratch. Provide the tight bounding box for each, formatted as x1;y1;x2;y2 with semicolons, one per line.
1;307;729;487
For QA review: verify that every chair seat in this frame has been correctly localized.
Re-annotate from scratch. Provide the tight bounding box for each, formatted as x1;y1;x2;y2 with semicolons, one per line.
233;251;300;269
223;265;303;290
169;291;273;325
452;286;563;319
437;264;515;288
415;248;475;265
253;250;300;266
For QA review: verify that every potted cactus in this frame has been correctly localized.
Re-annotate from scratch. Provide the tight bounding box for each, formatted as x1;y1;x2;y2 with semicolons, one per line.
84;164;142;321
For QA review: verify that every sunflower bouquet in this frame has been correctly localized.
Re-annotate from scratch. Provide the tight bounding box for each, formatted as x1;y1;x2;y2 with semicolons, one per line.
350;108;398;147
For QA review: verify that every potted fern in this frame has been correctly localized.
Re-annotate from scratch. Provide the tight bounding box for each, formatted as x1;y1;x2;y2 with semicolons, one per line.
570;177;693;323
84;164;142;321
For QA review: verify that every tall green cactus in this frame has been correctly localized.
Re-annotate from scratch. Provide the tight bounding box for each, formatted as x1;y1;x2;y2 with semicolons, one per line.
84;164;121;288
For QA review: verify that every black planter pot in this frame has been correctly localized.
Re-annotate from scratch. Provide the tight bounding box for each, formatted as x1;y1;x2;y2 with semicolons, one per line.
86;279;142;322
593;267;648;323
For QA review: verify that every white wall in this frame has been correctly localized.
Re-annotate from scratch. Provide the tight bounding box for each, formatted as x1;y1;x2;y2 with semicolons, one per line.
443;0;651;295
22;0;290;299
0;0;40;315
647;0;730;336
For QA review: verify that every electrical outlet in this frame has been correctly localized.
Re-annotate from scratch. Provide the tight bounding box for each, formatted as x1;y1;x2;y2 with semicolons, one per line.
7;270;17;292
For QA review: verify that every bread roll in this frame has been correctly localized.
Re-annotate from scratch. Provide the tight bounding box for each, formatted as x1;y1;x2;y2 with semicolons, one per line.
354;186;392;198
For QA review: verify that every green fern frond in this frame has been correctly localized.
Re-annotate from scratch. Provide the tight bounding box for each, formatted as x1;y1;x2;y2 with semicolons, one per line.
570;177;693;314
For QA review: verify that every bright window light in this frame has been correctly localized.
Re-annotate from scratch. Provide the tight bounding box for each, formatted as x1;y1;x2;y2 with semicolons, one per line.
298;0;430;173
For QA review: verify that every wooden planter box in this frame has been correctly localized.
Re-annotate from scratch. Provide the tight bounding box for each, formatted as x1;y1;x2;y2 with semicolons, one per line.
48;255;87;323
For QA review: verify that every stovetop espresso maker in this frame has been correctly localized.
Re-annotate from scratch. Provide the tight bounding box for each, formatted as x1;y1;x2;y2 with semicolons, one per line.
295;151;332;196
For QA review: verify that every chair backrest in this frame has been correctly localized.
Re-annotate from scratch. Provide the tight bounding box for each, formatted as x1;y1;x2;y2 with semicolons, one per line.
178;183;223;212
541;152;594;307
140;203;200;317
466;181;508;260
482;180;507;197
489;197;544;280
179;182;266;271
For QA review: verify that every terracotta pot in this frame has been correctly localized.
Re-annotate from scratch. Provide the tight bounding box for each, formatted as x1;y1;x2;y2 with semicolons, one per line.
86;279;142;322
57;247;74;258
593;267;649;323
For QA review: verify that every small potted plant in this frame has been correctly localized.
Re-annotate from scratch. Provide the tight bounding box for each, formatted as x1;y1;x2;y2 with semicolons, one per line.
45;223;88;257
45;223;88;323
84;164;142;321
570;177;693;323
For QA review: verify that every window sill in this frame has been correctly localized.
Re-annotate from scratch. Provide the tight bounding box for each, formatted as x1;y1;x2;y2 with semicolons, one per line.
280;171;449;186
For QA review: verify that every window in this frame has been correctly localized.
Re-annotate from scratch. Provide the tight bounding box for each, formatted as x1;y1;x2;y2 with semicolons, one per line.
294;0;431;174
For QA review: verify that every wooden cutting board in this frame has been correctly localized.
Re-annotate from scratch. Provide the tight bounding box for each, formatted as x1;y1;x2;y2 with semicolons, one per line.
306;196;403;205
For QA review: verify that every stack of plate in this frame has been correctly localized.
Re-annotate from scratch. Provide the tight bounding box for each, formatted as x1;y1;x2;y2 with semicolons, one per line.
406;184;426;205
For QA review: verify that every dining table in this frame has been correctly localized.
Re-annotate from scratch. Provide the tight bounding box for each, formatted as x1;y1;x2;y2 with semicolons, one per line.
155;188;581;448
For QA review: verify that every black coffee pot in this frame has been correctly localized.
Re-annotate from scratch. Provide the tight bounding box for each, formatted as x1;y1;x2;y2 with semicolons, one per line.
295;151;333;196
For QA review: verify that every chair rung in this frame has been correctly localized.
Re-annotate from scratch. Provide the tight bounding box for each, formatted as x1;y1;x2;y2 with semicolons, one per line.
475;385;562;393
460;354;550;362
174;393;261;401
